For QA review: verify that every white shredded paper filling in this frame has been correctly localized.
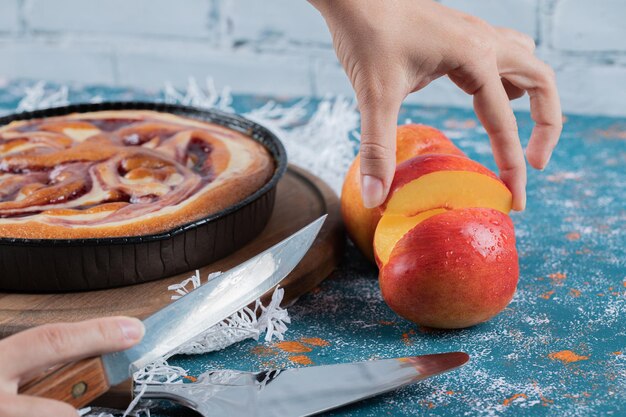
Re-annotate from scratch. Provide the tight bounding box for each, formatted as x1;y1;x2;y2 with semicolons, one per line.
15;78;361;416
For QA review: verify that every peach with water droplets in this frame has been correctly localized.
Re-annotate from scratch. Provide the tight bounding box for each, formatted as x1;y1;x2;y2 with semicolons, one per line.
378;208;519;329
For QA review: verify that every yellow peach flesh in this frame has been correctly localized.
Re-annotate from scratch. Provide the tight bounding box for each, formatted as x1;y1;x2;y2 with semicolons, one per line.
386;171;512;216
374;209;447;265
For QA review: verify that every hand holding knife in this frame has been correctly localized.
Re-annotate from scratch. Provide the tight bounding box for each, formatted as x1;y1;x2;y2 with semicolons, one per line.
17;216;469;416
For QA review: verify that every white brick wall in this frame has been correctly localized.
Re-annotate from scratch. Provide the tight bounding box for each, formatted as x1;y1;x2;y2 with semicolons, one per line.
0;0;625;116
116;44;313;96
553;0;626;52
0;0;19;33
27;0;214;39
0;39;116;85
440;0;538;39
229;0;331;48
556;64;626;115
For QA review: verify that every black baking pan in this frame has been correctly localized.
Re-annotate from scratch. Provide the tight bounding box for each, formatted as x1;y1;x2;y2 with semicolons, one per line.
0;102;287;292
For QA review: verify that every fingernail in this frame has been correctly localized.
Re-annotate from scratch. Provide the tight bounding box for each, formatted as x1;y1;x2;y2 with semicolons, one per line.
118;317;145;342
361;175;384;208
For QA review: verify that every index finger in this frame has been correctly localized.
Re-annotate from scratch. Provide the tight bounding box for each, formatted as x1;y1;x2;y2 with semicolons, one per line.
521;59;563;169
472;66;527;211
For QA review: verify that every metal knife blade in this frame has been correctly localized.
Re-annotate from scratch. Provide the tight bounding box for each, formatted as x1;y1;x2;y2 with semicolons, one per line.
103;215;326;385
135;351;470;417
258;351;469;416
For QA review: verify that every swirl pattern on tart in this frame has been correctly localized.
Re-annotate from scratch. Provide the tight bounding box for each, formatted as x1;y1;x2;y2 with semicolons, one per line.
0;110;274;239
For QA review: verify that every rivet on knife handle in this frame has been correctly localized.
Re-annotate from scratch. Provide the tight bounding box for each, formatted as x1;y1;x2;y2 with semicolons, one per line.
19;357;111;408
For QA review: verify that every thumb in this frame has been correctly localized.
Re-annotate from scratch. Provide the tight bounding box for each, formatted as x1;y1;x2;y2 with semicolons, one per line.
358;93;401;208
0;317;144;383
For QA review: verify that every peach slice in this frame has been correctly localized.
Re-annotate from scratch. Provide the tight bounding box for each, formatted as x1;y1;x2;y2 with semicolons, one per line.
385;154;512;216
373;209;446;266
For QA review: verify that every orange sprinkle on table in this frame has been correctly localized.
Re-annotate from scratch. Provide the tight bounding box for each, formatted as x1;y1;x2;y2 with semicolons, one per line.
566;232;581;241
288;355;313;365
420;400;436;409
250;345;277;357
597;127;626;139
540;290;555;300
549;272;567;285
184;376;198;382
503;393;528;406
612;351;622;355
569;289;582;297
301;337;330;347
275;341;313;353
548;350;589;363
402;329;416;345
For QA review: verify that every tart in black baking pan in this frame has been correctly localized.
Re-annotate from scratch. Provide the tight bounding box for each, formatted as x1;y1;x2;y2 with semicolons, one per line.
0;102;287;292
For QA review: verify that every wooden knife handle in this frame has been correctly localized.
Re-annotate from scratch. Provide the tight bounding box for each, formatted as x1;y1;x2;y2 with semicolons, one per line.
19;357;111;408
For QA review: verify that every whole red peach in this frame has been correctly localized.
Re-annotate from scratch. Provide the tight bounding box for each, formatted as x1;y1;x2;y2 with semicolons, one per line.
379;208;519;329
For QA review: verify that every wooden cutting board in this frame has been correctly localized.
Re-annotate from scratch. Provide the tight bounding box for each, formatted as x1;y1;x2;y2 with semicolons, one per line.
0;164;344;338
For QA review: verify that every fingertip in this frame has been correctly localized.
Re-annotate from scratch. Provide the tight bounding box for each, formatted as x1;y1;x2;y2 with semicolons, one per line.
512;191;526;212
115;316;145;345
499;169;527;212
525;148;548;171
513;177;527;211
526;124;560;170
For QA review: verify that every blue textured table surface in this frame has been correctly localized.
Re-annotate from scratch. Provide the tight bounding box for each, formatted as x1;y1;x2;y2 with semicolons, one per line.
1;82;624;416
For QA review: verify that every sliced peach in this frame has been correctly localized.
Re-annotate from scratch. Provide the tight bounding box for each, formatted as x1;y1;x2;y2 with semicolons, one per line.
341;126;463;261
385;154;512;216
374;208;446;266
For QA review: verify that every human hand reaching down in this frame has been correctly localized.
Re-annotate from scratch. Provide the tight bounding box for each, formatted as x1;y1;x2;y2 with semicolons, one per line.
0;317;144;417
310;0;562;210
